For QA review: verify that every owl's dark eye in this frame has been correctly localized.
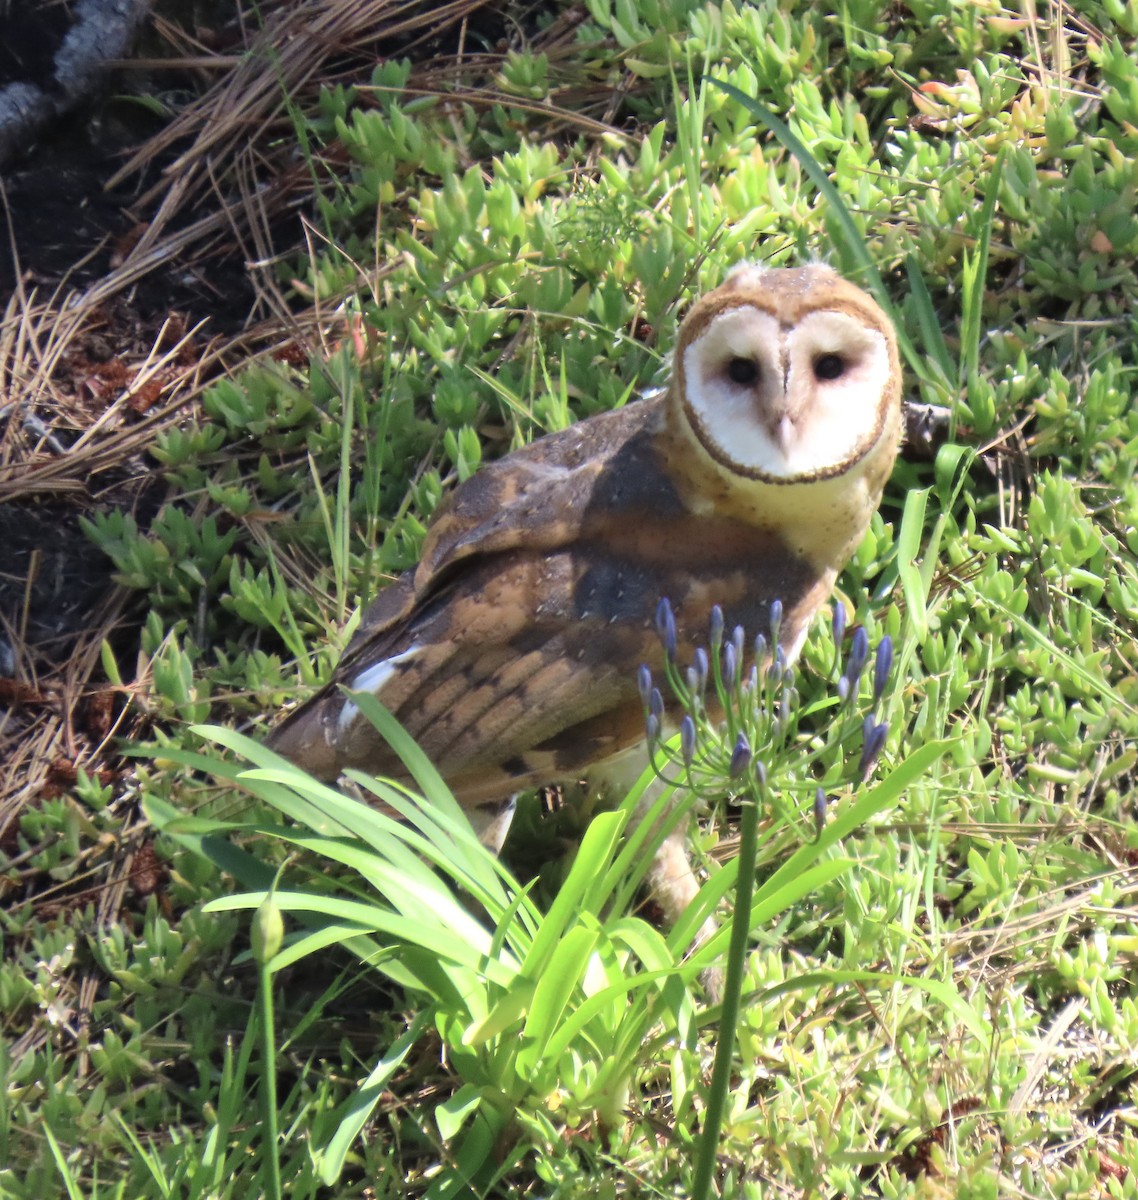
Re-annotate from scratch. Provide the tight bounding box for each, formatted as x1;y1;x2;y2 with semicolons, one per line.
726;357;759;385
814;353;846;381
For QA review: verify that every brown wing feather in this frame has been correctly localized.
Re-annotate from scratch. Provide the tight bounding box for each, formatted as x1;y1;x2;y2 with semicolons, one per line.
412;400;673;582
267;399;671;775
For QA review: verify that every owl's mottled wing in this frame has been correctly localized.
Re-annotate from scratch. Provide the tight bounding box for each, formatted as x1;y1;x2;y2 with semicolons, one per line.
268;397;822;805
268;401;665;793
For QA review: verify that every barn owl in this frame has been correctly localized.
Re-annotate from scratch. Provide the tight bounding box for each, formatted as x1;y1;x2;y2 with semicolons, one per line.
268;262;903;970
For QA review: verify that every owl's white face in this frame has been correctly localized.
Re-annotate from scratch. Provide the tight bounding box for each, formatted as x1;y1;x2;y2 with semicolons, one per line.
675;266;899;483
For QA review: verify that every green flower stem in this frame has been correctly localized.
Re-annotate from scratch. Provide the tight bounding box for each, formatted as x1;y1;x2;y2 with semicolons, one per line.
691;780;761;1200
253;895;284;1200
257;957;283;1200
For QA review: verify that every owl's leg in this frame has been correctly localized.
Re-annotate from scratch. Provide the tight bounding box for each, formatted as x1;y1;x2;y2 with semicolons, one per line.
467;795;518;855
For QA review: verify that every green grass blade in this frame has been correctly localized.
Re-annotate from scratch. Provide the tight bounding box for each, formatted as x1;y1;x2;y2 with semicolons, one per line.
903;254;955;390
961;149;1005;392
897;486;932;642
205;890;516;982
520;810;625;979
757;968;990;1043
318;1008;434;1185
339;690;462;813
517;923;602;1079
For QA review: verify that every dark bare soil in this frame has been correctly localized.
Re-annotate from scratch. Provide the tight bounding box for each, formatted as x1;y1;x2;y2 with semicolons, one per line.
0;503;115;664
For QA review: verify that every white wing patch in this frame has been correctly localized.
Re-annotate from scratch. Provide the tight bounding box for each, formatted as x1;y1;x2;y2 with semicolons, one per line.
335;645;421;734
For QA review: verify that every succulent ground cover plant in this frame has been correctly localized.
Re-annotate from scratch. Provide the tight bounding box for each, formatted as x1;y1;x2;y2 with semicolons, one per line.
2;1;1138;1197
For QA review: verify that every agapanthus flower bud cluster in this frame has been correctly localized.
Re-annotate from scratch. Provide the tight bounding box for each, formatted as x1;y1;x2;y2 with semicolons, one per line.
637;598;894;839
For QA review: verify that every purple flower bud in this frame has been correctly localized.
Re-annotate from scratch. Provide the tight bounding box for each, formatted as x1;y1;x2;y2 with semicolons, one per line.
873;635;893;702
754;759;767;789
744;665;758;694
709;605;724;651
646;712;661;747
723;642;738;692
769;598;783;644
649;687;664;720
693;647;709;695
832;600;846;648
775;646;786;671
753;632;767;667
813;787;827;835
858;720;889;781
766;660;782;689
637;664;653;708
656;597;677;660
728;732;751;778
837;675;850;702
844;626;869;691
779;678;794;732
732;625;745;668
680;715;696;768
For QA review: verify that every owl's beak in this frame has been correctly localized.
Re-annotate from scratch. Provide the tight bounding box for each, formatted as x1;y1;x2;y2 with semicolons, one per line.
767;407;797;454
777;413;796;453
